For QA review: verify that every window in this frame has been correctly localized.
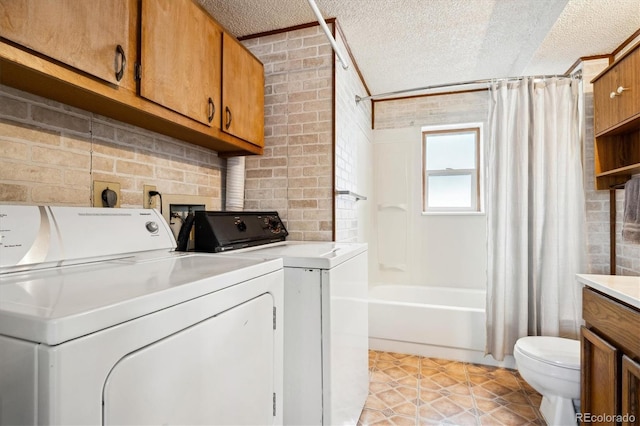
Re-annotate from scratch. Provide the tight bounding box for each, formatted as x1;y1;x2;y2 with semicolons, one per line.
422;125;481;213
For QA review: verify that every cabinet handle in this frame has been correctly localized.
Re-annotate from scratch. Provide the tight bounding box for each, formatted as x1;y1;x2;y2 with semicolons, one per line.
610;86;629;99
115;45;126;82
225;106;232;129
207;98;215;123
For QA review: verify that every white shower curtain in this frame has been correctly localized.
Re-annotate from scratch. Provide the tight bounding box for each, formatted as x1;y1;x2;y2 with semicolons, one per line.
485;77;587;361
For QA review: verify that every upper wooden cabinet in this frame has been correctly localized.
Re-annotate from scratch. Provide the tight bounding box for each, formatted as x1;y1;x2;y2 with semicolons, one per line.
593;64;619;136
0;0;263;156
592;43;640;189
593;48;640;135
140;0;221;127
0;0;136;90
222;32;265;146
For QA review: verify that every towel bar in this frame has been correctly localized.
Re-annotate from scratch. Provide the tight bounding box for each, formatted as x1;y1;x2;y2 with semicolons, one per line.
335;190;367;201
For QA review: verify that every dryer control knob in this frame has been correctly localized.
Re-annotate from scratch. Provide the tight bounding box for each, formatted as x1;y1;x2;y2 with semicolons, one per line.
268;219;282;233
235;220;247;232
146;221;159;233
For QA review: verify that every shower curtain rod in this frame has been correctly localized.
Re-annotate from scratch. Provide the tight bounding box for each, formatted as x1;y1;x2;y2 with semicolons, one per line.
355;70;583;103
307;0;349;70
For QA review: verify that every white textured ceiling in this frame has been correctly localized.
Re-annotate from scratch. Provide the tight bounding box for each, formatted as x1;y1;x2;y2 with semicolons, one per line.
199;0;640;97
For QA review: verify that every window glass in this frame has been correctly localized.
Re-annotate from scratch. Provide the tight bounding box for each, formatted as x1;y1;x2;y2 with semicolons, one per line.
425;133;476;170
422;126;481;213
427;174;472;208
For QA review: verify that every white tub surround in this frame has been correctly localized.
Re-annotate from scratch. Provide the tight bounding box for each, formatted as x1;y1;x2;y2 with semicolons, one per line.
368;284;514;368
371;128;487;290
576;274;640;309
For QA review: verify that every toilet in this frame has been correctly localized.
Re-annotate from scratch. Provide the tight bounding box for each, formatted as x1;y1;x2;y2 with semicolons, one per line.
514;336;581;426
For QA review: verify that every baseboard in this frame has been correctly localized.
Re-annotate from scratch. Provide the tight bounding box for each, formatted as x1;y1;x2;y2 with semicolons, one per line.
368;337;517;369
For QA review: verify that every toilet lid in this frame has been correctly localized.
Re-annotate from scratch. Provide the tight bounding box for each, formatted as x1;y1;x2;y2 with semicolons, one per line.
515;336;580;370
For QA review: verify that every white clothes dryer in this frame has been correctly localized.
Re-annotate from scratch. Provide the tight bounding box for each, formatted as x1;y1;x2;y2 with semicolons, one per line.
194;211;369;426
0;205;284;426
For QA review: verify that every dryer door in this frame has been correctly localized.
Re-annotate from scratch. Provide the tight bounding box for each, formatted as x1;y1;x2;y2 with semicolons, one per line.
103;293;275;425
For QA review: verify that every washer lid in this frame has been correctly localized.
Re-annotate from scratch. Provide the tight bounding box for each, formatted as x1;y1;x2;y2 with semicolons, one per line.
516;336;580;370
227;241;368;269
0;253;282;345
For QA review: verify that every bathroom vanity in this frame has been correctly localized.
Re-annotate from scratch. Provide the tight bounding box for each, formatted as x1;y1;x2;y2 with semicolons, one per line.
577;274;640;425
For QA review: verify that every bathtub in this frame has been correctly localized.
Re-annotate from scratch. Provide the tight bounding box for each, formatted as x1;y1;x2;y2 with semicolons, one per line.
368;284;511;367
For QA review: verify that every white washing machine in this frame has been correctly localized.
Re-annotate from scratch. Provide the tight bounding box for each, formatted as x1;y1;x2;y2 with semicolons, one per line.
194;211;369;426
0;205;284;426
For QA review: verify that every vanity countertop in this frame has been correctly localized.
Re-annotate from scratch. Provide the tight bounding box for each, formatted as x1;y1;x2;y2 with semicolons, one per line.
577;274;640;310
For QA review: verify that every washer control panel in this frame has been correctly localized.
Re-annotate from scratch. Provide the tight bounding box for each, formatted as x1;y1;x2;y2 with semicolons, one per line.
0;205;176;273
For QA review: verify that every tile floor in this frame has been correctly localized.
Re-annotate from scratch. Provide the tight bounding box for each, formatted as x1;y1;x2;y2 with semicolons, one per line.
358;351;546;426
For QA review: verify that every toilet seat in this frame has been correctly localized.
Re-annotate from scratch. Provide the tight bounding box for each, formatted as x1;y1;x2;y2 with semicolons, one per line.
515;336;580;370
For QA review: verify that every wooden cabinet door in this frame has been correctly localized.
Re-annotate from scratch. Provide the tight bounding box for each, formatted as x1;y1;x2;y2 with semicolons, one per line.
0;0;135;88
617;50;640;127
593;67;619;135
581;326;619;424
594;47;640;135
221;32;264;146
140;0;221;127
622;355;640;426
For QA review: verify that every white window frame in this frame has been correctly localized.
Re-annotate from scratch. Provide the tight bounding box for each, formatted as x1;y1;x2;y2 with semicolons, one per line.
422;123;483;214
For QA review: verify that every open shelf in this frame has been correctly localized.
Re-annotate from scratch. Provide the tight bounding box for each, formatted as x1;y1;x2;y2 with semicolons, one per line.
594;127;640;189
596;163;640;178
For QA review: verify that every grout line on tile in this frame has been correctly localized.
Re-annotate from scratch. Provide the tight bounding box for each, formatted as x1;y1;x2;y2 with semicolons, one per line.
360;350;545;425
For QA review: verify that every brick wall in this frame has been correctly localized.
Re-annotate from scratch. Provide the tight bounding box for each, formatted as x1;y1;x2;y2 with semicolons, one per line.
0;21;374;245
242;25;334;241
374;90;490;130
0;85;224;209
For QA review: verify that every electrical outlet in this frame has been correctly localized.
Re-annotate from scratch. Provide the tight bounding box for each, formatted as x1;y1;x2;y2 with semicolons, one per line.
93;180;121;208
143;185;157;209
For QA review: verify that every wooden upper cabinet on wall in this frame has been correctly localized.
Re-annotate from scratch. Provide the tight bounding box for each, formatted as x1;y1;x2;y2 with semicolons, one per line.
617;49;640;130
140;0;221;128
222;32;265;146
0;0;263;155
0;0;136;91
593;46;640;136
592;43;640;189
593;64;618;135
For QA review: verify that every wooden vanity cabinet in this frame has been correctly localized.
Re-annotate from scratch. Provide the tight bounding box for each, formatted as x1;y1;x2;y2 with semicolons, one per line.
592;43;640;189
581;326;618;422
622;355;640;424
0;0;136;90
140;0;221;128
581;287;640;424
